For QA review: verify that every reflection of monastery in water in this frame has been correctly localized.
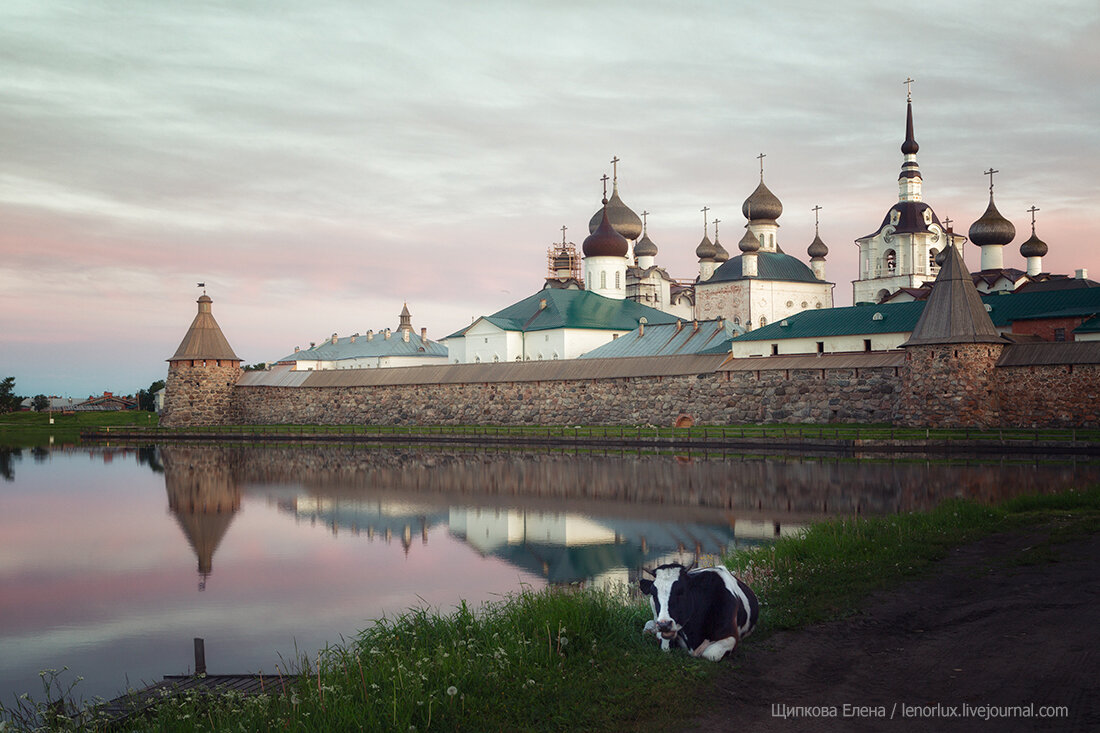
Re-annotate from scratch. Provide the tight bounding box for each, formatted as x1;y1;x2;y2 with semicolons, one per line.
153;444;1100;589
278;495;797;587
161;446;241;590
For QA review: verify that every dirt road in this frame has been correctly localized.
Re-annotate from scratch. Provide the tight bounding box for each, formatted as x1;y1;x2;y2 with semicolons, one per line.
680;528;1100;732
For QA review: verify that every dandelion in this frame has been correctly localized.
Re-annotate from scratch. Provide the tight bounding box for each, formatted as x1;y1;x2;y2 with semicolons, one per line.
446;686;458;697
559;637;569;647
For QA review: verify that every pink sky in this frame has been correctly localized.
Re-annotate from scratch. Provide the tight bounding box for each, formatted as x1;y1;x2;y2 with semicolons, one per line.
1;1;1098;397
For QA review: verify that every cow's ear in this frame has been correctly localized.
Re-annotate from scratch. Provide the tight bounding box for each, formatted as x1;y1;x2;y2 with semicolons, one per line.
639;579;654;595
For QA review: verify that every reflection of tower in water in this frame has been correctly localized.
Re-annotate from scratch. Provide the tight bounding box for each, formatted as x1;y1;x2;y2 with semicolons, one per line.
161;447;241;591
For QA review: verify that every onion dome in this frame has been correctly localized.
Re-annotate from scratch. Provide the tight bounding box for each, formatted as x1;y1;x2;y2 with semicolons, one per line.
968;194;1016;246
737;227;759;253
634;231;658;259
1020;230;1048;258
935;247;949;266
695;233;716;261
582;205;629;258
742;181;782;222
807;233;828;259
588;184;643;240
713;238;729;262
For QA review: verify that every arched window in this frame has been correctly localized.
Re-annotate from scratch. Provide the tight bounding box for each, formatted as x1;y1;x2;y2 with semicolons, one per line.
600;271;607;289
493;355;499;362
474;356;481;363
615;271;620;289
884;249;897;273
929;249;939;269
876;289;890;303
759;316;767;327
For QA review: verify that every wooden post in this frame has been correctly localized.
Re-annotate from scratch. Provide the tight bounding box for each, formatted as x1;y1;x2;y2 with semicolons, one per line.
194;637;206;675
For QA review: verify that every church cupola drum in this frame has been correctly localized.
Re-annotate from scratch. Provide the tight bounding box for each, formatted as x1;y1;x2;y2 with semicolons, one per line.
161;292;242;427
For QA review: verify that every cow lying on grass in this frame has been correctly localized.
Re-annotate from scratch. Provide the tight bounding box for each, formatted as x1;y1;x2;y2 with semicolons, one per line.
640;562;759;661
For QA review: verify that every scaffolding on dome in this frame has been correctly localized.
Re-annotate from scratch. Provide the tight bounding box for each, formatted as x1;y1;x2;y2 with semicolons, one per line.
546;242;584;287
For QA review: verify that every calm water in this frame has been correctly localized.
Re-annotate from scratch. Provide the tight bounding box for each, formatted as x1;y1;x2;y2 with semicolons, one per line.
1;443;1097;705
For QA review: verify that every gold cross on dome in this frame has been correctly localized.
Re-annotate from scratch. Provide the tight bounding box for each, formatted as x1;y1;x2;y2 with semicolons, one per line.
812;204;822;232
903;77;914;101
984;168;999;194
560;225;567;244
600;174;609;201
757;152;766;180
610;156;620;183
701;205;710;233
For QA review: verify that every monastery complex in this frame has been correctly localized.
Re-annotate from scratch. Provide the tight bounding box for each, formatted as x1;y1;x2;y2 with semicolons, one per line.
161;91;1100;430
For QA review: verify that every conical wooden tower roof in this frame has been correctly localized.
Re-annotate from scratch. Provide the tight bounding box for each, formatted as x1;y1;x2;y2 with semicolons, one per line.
901;242;1006;346
169;294;240;361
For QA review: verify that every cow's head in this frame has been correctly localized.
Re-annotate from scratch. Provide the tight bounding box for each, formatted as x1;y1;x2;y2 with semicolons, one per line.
640;562;696;640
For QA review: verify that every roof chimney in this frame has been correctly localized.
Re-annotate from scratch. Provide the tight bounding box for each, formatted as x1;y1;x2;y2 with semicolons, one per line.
1077;268;1089;280
331;333;338;345
384;328;391;340
294;346;300;353
420;327;427;343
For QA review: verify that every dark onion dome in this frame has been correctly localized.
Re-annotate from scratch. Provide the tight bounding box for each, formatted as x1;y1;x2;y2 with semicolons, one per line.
634;231;658;258
901;100;919;155
1019;230;1048;258
738;227;760;253
935;247;949;266
582;206;630;257
708;251;820;284
695;233;716;261
859;201;942;239
588;185;643;241
742;181;783;222
968;195;1016;246
713;238;729;262
807;233;828;259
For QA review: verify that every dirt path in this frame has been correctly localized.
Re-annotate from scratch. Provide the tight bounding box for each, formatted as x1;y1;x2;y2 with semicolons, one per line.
679;528;1100;732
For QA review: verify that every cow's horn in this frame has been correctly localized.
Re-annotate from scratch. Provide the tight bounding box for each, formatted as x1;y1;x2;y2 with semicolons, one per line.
641;566;655;577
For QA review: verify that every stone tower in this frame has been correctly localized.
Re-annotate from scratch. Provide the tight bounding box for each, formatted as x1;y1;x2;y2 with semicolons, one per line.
897;242;1007;428
161;294;242;427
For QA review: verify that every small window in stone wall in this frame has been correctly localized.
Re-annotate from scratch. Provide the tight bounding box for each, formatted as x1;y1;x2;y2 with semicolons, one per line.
864;339;872;352
1055;328;1066;342
771;344;778;355
817;341;824;354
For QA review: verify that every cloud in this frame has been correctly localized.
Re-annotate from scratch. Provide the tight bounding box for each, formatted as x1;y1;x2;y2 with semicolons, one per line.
1;0;1098;395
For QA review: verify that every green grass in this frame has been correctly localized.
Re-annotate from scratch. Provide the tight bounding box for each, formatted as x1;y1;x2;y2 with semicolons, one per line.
79;420;1100;447
0;411;158;448
725;485;1100;633
7;486;1099;732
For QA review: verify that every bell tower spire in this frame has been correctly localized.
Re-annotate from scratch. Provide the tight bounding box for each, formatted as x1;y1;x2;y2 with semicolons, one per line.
898;78;922;202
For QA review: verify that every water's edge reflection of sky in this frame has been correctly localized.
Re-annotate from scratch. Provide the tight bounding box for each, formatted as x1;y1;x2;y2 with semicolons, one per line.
1;444;1096;705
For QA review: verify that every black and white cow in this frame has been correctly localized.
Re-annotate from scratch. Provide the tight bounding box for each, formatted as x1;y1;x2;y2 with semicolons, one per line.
639;562;759;661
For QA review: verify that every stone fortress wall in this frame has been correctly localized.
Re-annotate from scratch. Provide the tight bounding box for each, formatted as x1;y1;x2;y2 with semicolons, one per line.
216;345;1100;429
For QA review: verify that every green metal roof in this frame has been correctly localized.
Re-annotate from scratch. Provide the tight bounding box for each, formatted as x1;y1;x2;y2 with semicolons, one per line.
707;251;821;284
447;289;678;339
733;282;1100;342
580;319;739;359
1075;314;1100;334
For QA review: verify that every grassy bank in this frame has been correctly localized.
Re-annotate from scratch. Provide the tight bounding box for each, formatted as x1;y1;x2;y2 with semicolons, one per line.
5;486;1098;732
0;411;157;448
